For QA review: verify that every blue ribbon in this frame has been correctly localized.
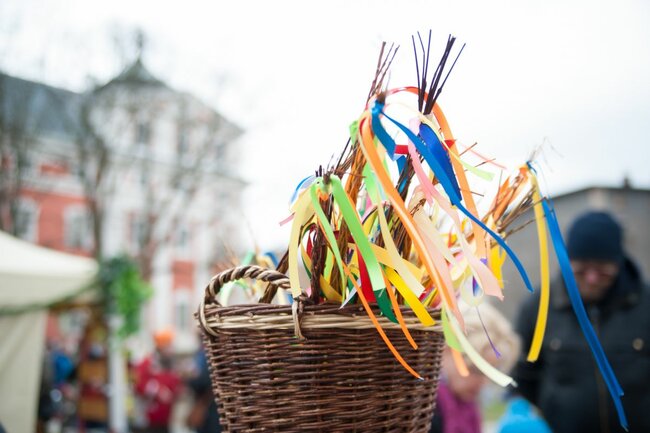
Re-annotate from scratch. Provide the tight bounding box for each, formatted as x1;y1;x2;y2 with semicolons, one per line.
542;199;627;430
373;102;535;294
371;101;407;185
371;101;397;159
263;251;279;267
418;123;462;200
290;175;315;204
396;156;408;194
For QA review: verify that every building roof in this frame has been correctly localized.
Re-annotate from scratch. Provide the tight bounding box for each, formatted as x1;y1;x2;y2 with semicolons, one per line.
0;72;83;140
1;58;242;143
99;57;167;90
1;64;246;183
553;184;650;200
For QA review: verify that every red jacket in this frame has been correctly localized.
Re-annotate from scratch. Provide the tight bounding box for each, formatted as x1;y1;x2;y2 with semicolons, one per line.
134;356;181;426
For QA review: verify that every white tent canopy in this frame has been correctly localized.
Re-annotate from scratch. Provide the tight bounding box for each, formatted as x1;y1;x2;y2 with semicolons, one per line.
0;230;98;433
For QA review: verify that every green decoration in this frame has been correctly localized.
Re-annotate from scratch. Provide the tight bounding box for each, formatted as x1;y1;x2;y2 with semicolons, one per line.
99;255;153;338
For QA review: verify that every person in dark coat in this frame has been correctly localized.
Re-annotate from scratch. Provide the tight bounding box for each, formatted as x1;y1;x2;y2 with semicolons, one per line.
512;211;650;433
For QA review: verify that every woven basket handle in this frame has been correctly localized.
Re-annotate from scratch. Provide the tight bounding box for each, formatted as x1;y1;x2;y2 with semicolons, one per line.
199;265;307;339
203;265;292;306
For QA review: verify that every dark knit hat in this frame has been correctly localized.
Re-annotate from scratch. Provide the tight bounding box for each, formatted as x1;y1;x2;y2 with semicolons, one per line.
566;211;624;262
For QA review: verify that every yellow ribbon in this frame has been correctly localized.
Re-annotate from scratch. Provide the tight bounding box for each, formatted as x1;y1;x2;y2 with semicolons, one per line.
288;190;315;298
527;173;550;362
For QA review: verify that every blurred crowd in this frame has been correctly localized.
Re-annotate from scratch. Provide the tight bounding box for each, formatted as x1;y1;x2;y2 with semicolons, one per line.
36;327;221;433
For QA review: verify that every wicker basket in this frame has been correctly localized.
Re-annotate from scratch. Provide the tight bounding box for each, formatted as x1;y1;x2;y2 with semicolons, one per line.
197;265;445;432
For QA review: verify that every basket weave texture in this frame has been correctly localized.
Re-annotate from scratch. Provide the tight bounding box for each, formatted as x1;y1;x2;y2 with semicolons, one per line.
197;265;445;433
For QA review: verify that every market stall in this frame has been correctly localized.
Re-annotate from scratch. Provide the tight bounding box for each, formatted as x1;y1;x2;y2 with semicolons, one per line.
0;231;98;433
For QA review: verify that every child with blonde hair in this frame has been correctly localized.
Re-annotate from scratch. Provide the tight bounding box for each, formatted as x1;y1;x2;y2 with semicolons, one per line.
430;302;521;433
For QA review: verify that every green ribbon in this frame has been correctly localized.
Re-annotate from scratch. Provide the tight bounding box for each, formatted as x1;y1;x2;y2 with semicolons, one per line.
328;175;396;322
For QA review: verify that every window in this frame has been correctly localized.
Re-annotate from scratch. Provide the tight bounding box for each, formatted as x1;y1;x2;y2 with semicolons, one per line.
19;155;34;175
139;163;149;186
177;125;189;156
136;120;151;146
129;214;148;251
215;140;226;162
174;296;191;333
175;223;192;258
69;159;83;178
15;199;39;242
64;206;92;250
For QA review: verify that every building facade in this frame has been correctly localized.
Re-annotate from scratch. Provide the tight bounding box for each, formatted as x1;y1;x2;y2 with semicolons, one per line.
1;59;245;353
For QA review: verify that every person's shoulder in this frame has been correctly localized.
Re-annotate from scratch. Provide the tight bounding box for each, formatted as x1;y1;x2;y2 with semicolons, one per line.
637;281;650;306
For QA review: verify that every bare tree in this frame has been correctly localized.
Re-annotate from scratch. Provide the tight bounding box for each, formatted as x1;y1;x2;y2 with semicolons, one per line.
0;72;75;237
0;73;34;235
133;109;230;280
69;63;242;279
1;28;244;282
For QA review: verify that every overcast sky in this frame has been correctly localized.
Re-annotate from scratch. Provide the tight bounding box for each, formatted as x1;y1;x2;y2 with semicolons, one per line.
1;0;649;250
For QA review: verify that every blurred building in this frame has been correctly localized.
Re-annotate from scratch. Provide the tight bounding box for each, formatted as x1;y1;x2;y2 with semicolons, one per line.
0;57;245;353
496;182;650;320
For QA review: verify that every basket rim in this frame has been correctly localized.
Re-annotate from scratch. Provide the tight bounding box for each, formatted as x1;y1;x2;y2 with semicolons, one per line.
198;301;442;332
